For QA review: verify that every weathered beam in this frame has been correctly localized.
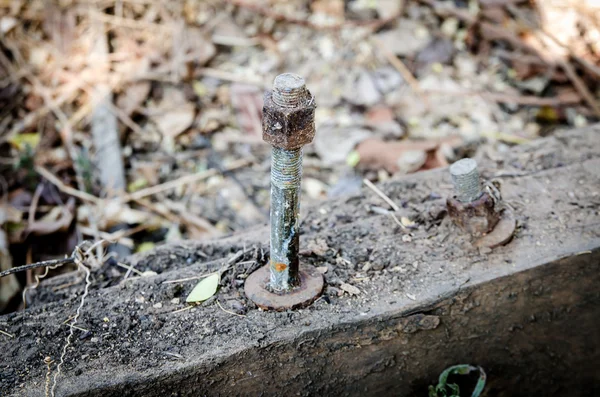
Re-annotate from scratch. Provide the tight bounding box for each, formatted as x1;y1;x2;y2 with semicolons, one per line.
1;126;599;396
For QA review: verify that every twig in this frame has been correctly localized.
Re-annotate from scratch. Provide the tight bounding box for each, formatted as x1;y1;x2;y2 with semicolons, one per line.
28;184;44;225
40;158;252;205
223;0;398;31
35;166;102;204
78;226;134;248
123;158;253;202
51;261;91;397
363;178;401;212
422;89;582;106
0;329;14;338
420;0;600;117
162;274;214;284
0;257;75;278
373;38;429;106
389;212;408;231
114;261;144;277
196;68;266;88
555;57;600;117
162;200;222;235
502;4;600;117
216;299;246;318
170;305;194;314
44;357;53;397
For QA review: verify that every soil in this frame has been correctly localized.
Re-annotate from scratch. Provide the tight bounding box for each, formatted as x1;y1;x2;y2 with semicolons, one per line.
1;125;599;396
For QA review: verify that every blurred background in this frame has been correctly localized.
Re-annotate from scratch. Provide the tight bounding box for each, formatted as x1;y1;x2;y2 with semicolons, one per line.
1;0;599;311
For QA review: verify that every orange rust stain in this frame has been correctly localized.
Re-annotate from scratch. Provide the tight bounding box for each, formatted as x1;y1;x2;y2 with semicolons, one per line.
273;262;287;272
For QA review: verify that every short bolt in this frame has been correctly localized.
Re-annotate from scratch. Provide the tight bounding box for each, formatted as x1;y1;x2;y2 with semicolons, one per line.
267;73;312;292
450;158;481;203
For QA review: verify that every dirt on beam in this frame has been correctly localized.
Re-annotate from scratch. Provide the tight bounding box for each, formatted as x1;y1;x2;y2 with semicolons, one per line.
1;126;600;397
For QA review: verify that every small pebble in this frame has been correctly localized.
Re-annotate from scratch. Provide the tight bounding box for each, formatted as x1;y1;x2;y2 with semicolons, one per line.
153;302;163;309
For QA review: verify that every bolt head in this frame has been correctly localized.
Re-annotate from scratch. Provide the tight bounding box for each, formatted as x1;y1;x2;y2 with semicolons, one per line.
447;191;500;237
263;91;316;150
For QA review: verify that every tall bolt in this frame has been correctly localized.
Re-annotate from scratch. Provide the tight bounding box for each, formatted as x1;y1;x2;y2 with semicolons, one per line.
450;158;481;203
267;74;311;291
244;73;323;310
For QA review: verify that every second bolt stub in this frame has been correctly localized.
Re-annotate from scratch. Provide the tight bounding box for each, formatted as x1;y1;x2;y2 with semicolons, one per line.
245;265;324;311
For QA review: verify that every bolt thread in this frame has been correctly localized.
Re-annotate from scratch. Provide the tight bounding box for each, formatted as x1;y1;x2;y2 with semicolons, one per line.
450;158;481;202
271;147;303;189
272;73;309;108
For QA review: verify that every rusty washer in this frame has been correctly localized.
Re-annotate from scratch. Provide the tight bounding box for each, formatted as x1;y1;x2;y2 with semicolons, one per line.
245;265;324;311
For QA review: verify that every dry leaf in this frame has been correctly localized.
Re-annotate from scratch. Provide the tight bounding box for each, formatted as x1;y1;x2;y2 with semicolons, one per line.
356;136;462;174
375;19;431;56
311;0;345;18
314;125;371;166
117;82;151;116
150;88;195;139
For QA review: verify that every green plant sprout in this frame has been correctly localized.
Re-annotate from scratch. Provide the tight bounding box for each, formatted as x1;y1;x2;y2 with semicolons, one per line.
429;364;486;397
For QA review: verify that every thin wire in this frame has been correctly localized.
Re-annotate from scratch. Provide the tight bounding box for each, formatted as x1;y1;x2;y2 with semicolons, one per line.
0;257;76;278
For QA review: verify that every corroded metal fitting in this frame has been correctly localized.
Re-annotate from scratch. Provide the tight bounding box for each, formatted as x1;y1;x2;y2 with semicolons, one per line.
262;74;316;150
447;192;500;237
447;158;516;248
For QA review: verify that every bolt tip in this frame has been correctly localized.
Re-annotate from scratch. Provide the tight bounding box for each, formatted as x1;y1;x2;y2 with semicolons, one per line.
450;158;478;176
274;73;305;91
272;73;309;108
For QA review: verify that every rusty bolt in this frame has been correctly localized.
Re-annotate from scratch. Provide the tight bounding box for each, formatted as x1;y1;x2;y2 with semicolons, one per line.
244;73;323;311
447;159;500;237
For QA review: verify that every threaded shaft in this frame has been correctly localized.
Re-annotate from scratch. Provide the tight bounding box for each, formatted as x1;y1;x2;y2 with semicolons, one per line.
450;158;481;203
269;147;303;291
272;73;309;108
271;147;303;189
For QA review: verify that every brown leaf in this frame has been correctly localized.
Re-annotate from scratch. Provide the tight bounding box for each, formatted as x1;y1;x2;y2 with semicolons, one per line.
150;88;195;139
356;136;463;174
117;82;151;116
311;0;345;18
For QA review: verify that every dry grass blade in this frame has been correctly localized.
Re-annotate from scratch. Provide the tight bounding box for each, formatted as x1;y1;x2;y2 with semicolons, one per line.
123;158;253;202
363;179;401;212
36;167;102;204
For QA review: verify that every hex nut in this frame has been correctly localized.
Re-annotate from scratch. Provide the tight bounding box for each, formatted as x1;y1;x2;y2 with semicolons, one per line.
262;91;316;150
446;191;500;237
